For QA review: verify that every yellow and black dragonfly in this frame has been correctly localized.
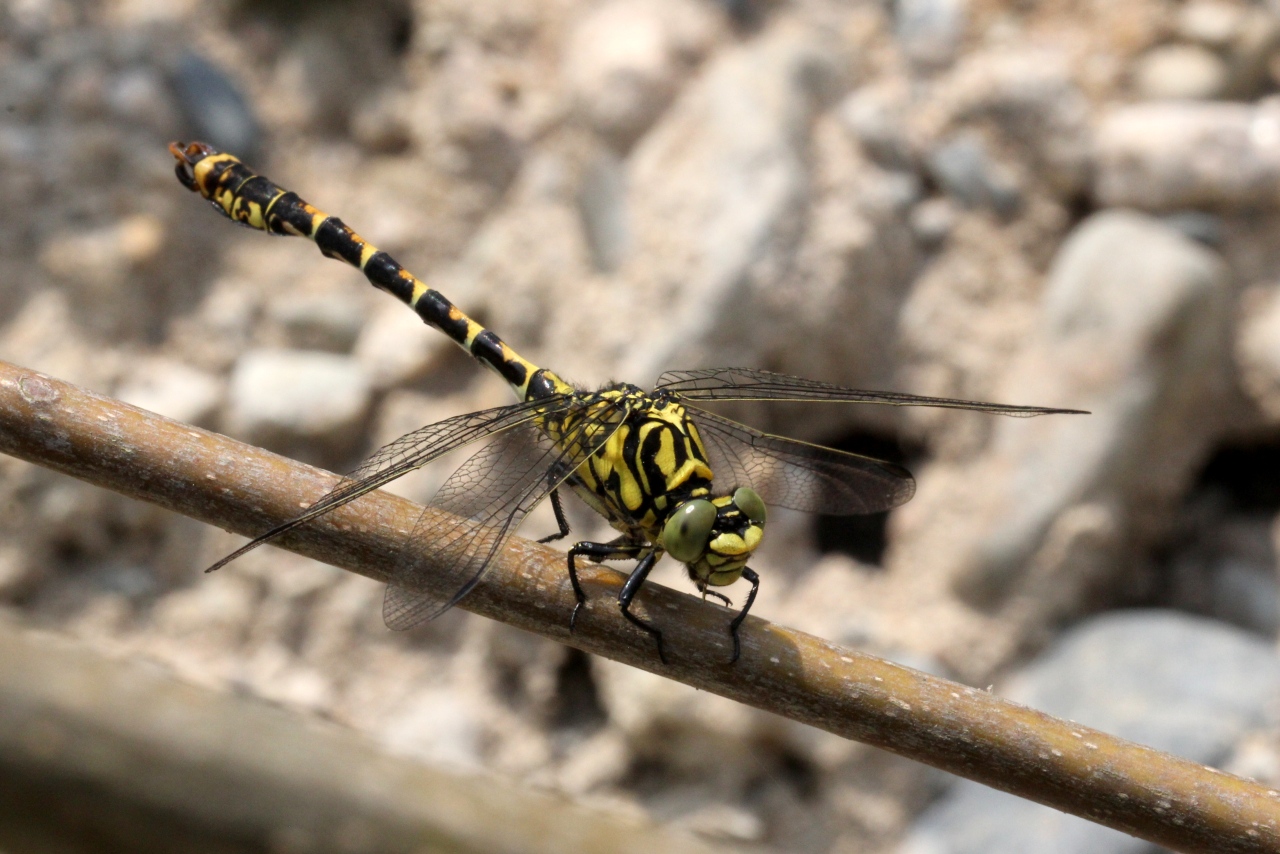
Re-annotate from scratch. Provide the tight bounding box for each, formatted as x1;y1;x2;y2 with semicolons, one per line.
170;141;1084;664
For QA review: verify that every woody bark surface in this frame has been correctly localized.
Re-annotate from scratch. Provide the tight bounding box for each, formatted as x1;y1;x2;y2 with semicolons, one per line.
0;358;1276;853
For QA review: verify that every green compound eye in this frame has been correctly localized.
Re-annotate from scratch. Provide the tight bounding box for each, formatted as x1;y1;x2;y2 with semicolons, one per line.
733;487;766;524
663;499;717;563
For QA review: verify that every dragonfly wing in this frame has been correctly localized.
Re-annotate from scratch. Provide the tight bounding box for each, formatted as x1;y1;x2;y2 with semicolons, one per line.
659;367;1087;416
383;402;629;630
204;396;568;573
688;407;916;516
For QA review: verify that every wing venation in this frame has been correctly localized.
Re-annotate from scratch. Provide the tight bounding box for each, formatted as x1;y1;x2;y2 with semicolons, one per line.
382;399;630;629
204;396;569;573
659;367;1087;417
688;407;916;516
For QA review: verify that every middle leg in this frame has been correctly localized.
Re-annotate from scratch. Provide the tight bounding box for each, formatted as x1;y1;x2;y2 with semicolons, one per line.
567;540;643;632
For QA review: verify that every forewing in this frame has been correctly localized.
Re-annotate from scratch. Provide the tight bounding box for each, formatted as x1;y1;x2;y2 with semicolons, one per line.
204;396;566;573
383;401;629;630
688;407;916;515
659;367;1087;416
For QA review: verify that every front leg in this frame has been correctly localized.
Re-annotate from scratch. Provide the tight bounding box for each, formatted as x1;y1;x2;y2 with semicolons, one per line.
618;551;665;664
726;568;760;665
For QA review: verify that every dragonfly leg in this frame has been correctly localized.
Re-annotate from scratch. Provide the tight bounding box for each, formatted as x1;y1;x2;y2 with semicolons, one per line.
618;551;665;664
726;568;760;664
567;541;641;633
702;590;733;608
537;488;572;544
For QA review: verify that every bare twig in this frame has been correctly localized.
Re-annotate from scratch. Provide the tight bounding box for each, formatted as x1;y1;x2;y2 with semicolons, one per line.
0;618;724;854
0;359;1276;853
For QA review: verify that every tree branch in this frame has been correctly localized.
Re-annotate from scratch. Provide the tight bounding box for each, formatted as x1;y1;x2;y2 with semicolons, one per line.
0;359;1275;853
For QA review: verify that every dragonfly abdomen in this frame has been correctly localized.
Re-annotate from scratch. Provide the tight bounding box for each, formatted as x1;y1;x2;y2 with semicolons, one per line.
169;142;569;404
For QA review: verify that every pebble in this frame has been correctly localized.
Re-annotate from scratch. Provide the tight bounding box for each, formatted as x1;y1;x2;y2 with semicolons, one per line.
431;42;523;190
909;196;957;247
1235;285;1280;423
996;212;1229;590
576;148;630;273
1131;43;1228;100
171;50;261;161
224;349;371;454
901;211;1232;611
1223;9;1280;98
114;358;224;427
106;65;175;131
1207;555;1280;634
38;214;167;340
1159;210;1224;247
0;545;35;597
1177;0;1244;48
678;803;765;842
836;84;915;170
381;687;486;768
602;24;842;382
895;0;967;69
563;0;720;150
265;291;367;354
353;299;447;390
929;49;1093;196
926;134;1020;216
1166;511;1280;635
1094;99;1280;210
899;610;1280;854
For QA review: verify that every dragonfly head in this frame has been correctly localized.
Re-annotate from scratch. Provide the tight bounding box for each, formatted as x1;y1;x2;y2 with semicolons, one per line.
661;488;766;586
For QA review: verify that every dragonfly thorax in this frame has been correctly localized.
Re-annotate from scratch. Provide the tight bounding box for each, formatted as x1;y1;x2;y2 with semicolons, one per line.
567;384;769;579
568;387;714;533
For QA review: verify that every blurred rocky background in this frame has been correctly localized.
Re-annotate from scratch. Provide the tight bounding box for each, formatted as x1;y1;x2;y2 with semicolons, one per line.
3;0;1280;851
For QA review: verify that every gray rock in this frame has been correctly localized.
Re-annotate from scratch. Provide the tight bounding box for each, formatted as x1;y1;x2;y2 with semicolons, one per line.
1218;8;1280;99
972;212;1232;600
909;197;957;247
1095;99;1280;210
900;611;1280;854
224;349;371;453
895;0;967;69
1210;557;1280;634
171;51;261;161
450;148;595;356
895;212;1234;622
38;215;167;340
1177;1;1245;48
1237;284;1280;423
576;148;630;273
265;291;367;354
929;49;1093;197
114;358;223;427
353;298;449;391
431;42;524;191
741;115;922;404
1131;44;1229;101
0;546;34;598
106;66;176;132
926;133;1021;216
837;84;916;170
1158;210;1224;247
562;0;721;150
1167;512;1280;636
562;22;843;384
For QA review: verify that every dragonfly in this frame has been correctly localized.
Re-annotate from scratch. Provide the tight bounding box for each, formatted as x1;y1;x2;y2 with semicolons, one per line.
169;141;1085;664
